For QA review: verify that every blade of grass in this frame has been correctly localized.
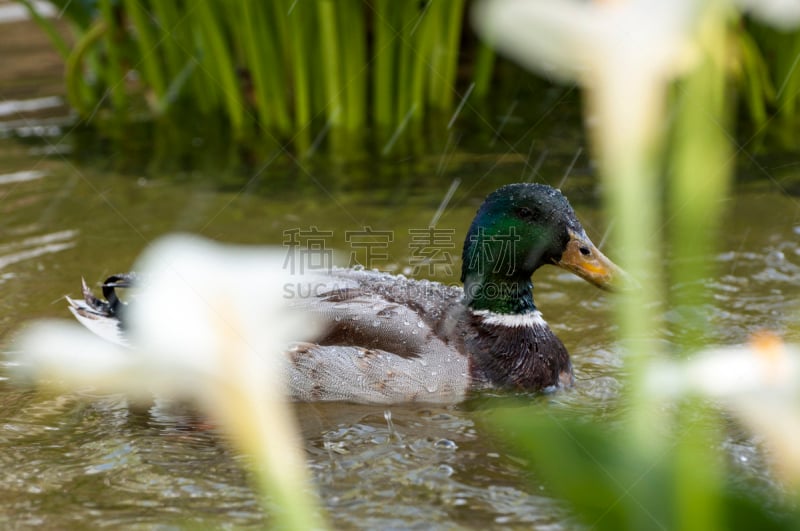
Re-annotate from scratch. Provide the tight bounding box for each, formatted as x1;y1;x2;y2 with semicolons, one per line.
409;1;433;124
123;0;166;105
247;1;292;135
149;0;212;113
286;0;312;152
395;1;421;125
158;58;198;112
472;41;495;98
425;0;442;107
736;27;773;128
17;0;70;59
193;0;245;136
65;19;109;117
437;0;465;109
372;0;396;129
776;32;800;126
339;0;367;133
98;0;128;112
318;0;344;127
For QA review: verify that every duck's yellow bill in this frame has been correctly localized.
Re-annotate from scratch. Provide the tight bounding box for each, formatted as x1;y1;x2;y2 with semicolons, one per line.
555;229;629;291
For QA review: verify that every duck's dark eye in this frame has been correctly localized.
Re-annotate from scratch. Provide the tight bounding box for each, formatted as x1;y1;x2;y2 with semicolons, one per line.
517;207;534;220
579;246;591;256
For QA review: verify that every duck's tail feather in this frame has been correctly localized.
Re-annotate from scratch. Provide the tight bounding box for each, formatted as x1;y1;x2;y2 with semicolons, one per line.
67;274;135;347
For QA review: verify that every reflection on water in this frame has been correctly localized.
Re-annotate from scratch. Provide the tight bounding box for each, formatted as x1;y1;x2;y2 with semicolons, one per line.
1;9;800;529
0;228;76;273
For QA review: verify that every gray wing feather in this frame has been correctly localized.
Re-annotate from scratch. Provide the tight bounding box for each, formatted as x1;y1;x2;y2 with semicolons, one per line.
285;342;468;404
285;269;470;403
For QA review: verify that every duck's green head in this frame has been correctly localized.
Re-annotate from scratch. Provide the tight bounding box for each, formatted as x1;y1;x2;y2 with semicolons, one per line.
461;183;624;313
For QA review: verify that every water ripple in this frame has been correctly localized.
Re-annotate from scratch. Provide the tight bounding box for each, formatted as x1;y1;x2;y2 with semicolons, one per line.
0;229;77;271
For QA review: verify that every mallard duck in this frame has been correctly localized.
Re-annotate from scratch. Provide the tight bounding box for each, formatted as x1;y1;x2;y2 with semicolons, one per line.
69;183;624;404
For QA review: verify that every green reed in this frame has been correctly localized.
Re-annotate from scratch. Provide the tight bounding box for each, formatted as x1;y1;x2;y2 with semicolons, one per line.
25;0;800;159
734;17;800;145
30;0;469;158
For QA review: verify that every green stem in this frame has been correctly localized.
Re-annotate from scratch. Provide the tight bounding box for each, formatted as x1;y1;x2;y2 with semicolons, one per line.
240;1;290;134
261;4;293;136
123;0;166;103
150;0;211;113
318;0;344;127
409;1;432;122
669;5;733;347
675;403;723;531
438;0;465;109
65;20;108;117
473;41;496;98
287;1;311;152
395;1;418;124
339;0;367;133
372;0;395;129
99;0;128;112
194;0;245;136
776;30;800;126
593;77;665;453
18;0;70;58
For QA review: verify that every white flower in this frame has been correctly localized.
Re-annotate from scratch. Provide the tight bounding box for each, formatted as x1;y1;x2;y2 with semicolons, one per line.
472;0;699;84
16;235;309;399
472;0;701;155
648;332;800;398
737;0;800;30
647;332;800;486
12;234;325;528
473;0;800;151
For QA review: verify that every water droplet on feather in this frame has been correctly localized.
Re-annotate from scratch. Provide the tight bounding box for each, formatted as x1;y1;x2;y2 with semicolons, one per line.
434;439;457;450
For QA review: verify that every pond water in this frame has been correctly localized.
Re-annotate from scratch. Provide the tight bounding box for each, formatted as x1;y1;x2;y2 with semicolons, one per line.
2;11;800;530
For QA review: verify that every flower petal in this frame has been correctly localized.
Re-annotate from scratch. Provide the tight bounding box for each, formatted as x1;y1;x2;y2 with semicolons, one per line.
472;0;600;81
11;320;149;398
737;0;800;30
128;234;315;384
473;0;699;84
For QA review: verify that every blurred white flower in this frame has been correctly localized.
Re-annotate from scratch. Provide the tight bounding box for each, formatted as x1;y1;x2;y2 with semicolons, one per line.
13;234;325;529
473;0;701;155
473;0;699;83
473;0;800;151
16;235;309;399
736;0;800;30
647;332;800;486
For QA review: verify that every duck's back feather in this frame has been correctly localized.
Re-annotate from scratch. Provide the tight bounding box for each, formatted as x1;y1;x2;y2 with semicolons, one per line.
285;342;469;403
287;269;470;403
